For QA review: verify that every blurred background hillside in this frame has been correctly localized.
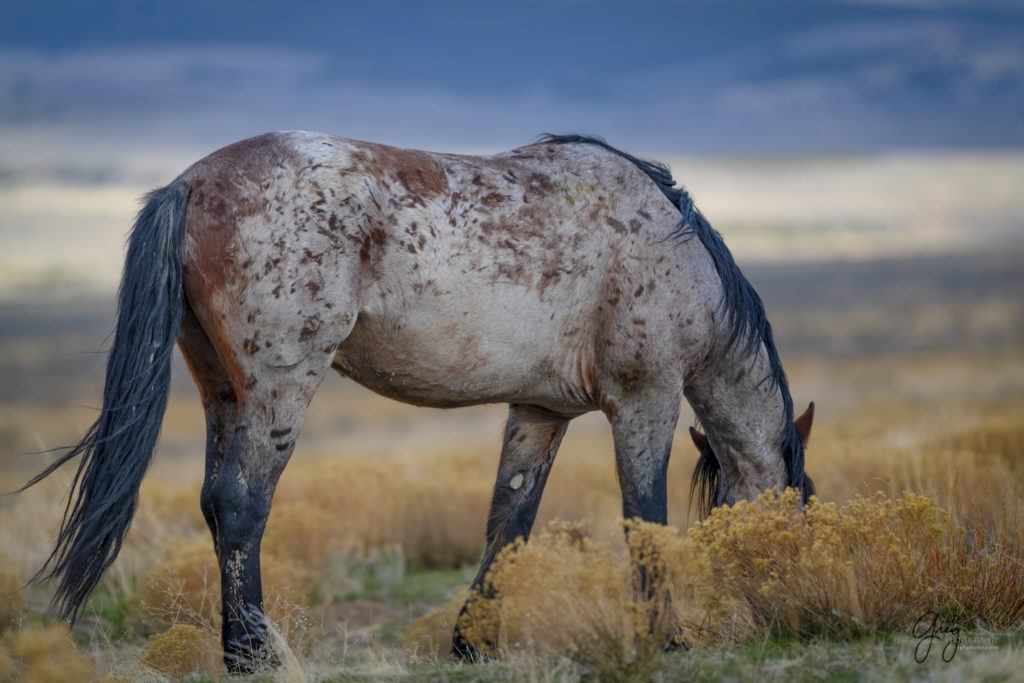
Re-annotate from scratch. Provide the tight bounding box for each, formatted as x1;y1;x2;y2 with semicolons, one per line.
1;0;1022;519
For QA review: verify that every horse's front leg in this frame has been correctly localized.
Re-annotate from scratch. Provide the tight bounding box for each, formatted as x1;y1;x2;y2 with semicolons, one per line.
607;390;683;644
452;404;569;660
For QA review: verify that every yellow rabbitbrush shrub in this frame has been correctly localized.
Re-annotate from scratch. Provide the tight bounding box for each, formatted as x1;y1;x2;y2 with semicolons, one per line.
457;520;694;676
141;623;221;679
689;488;1024;641
690;489;946;639
452;490;1023;666
0;622;95;683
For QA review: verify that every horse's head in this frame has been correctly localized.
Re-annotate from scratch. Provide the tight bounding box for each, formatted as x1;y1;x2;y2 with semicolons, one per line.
689;402;816;519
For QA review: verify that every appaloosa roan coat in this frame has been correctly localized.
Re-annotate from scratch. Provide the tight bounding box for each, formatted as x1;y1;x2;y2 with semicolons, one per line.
25;131;813;671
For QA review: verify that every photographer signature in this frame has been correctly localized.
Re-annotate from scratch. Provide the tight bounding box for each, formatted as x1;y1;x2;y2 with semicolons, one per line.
913;611;965;663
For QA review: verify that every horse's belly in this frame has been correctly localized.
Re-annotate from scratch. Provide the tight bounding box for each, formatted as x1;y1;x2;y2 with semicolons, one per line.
331;291;592;411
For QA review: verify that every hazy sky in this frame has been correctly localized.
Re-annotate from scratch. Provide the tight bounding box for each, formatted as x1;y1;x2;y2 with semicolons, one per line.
2;0;1023;154
2;1;1023;293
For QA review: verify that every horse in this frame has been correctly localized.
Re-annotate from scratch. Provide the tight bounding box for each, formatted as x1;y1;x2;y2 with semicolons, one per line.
23;131;814;671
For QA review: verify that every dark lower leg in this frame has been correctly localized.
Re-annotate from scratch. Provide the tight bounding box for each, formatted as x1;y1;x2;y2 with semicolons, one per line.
452;404;568;660
206;421;293;674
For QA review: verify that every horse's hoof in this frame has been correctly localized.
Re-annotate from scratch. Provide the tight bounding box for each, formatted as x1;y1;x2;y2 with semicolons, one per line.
663;632;690;652
451;630;489;662
224;642;280;674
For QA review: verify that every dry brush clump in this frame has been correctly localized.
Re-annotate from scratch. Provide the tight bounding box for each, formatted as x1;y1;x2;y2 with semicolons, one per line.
456;520;693;677
448;488;1022;668
690;488;1024;641
140;622;222;679
0;622;95;683
690;489;944;640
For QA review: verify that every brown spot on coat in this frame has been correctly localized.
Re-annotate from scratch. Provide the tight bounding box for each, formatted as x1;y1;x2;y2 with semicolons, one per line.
359;142;450;201
479;191;507;208
526;172;554;195
605;216;626;235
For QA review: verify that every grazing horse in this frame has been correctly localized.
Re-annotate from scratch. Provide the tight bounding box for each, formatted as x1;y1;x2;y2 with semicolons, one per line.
24;131;814;671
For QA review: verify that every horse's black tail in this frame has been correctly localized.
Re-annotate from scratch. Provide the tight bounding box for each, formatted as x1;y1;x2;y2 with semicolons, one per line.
21;178;190;622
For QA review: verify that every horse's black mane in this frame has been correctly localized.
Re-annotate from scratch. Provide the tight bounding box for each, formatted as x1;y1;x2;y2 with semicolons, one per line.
539;133;809;507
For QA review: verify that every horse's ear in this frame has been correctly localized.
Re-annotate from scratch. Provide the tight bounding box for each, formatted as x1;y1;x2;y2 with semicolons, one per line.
795;401;815;447
689;426;709;452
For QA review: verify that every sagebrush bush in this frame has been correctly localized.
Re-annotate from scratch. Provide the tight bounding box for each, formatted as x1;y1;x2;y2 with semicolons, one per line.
141;623;221;678
689;488;1024;640
0;622;95;683
457;520;689;677
449;487;1023;669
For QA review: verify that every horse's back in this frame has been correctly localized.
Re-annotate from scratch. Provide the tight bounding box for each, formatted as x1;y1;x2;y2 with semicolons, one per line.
180;131;720;415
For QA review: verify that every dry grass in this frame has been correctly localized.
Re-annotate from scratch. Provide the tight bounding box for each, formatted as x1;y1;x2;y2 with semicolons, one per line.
137;538;312;633
0;347;1021;679
266;452;495;571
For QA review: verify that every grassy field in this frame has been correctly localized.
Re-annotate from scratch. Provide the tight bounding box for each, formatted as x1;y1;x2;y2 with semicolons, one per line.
0;250;1021;681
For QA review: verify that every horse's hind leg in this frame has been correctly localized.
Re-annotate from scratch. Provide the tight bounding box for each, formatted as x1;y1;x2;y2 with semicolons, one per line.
180;305;345;673
179;305;273;670
452;404;569;660
205;373;329;672
178;304;237;552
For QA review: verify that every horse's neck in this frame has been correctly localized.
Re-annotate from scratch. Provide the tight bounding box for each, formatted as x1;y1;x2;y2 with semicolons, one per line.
683;342;789;497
